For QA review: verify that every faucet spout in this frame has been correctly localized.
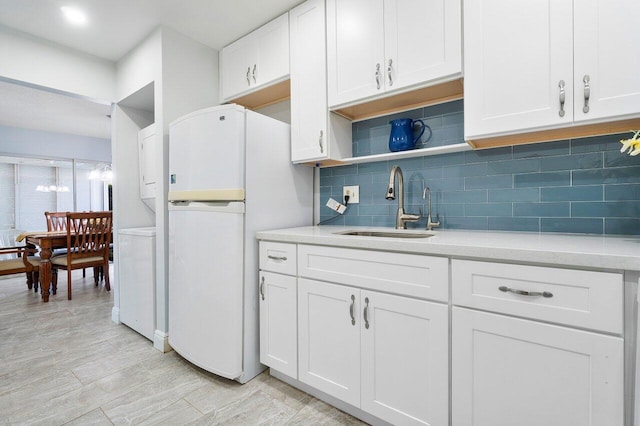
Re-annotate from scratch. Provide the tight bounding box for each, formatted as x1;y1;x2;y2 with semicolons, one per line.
387;165;420;229
423;186;440;231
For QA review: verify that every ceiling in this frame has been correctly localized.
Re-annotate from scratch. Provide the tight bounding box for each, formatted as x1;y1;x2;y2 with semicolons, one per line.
0;0;302;141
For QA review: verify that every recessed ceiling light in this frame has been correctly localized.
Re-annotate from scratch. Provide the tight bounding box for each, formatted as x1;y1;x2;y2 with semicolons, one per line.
61;6;88;26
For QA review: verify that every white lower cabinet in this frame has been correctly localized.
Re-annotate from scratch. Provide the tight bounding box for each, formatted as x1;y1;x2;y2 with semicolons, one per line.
259;241;628;425
451;259;624;426
259;242;298;378
452;307;624;426
298;277;449;426
259;271;297;378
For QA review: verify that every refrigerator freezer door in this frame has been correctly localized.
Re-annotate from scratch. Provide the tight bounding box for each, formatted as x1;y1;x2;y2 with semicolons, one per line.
169;105;245;198
168;202;245;379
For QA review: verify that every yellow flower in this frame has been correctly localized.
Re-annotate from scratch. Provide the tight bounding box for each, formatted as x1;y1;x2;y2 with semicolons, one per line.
620;130;640;155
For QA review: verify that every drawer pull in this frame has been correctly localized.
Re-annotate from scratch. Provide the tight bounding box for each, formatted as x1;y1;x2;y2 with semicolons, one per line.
349;295;356;325
363;297;370;329
260;276;265;301
558;80;565;117
499;286;553;298
582;74;590;113
267;255;287;261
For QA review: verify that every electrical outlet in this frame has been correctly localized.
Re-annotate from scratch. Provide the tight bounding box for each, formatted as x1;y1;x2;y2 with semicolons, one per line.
343;185;360;204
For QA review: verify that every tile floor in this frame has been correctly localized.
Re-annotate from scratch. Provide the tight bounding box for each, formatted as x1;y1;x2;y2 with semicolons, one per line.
0;269;367;425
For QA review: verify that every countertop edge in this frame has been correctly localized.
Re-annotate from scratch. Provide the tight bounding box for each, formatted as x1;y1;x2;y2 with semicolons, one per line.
256;227;640;272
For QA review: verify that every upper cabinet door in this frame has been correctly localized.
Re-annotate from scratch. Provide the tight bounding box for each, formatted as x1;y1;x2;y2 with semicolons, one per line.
327;0;385;107
254;13;290;89
384;0;461;91
221;36;256;101
463;0;573;139
220;13;289;102
573;0;640;123
290;0;328;162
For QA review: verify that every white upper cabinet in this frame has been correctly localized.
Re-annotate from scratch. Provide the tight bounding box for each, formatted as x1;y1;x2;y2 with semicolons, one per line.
220;13;290;102
327;0;462;108
573;0;640;123
464;0;640;141
290;0;352;164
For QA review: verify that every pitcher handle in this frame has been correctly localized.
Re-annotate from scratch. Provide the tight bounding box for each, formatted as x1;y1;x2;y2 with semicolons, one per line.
412;119;426;144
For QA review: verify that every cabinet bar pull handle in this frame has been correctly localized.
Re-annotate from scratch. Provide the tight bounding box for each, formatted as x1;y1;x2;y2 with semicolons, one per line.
260;276;265;300
499;286;553;298
246;67;251;86
349;295;356;325
319;130;324;153
387;59;393;86
363;297;370;329
252;64;257;83
375;63;381;90
558;80;565;117
267;255;287;261
583;74;590;113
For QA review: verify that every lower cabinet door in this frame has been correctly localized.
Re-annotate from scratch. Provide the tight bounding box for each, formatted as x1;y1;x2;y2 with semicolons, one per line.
361;291;449;426
259;271;297;378
452;307;624;426
298;278;360;407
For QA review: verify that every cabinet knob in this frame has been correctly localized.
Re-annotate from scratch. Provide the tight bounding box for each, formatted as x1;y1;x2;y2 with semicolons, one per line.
558;80;566;118
319;130;324;153
583;74;591;113
246;67;251;86
252;64;257;83
387;59;393;87
375;63;381;90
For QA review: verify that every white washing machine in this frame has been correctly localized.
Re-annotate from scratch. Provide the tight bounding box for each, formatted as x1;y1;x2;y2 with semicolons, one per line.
118;227;156;341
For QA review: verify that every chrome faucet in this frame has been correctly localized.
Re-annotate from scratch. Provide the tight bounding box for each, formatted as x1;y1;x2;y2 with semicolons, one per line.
386;165;421;229
423;187;440;231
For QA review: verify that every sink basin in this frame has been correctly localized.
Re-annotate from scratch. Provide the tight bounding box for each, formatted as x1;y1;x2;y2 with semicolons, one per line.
336;230;434;239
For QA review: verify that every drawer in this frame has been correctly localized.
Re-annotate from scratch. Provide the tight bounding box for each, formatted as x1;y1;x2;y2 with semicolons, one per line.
298;244;449;301
259;242;297;275
452;259;623;334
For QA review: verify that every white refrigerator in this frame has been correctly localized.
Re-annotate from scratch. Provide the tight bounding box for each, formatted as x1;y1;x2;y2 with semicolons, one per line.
168;104;312;383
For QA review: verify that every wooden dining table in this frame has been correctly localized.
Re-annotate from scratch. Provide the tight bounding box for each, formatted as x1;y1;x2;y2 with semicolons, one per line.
19;231;67;302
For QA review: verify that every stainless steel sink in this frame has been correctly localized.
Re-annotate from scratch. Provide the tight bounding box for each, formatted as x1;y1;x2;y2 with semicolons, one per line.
336;230;434;239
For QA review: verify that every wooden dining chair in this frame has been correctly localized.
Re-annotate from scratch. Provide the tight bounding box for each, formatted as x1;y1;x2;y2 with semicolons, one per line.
0;245;39;289
51;211;113;300
44;211;90;282
45;211;67;232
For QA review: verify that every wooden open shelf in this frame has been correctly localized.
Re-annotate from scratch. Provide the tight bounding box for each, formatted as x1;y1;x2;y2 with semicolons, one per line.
229;79;291;110
304;143;471;168
468;117;640;149
331;78;464;122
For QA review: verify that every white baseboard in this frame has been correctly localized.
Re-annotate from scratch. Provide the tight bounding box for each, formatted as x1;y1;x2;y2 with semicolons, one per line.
153;329;172;353
270;370;391;426
111;306;120;324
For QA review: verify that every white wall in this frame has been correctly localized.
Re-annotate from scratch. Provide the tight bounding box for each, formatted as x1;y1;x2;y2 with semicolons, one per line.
154;27;219;350
116;30;162;104
0;125;111;162
0;26;116;102
113;26;219;350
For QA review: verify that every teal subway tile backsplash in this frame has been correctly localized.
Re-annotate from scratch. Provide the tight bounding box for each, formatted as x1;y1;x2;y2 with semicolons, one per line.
541;186;603;202
318;101;640;235
514;171;571;188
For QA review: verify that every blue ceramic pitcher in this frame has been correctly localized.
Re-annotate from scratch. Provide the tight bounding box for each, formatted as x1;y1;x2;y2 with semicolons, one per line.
388;118;426;152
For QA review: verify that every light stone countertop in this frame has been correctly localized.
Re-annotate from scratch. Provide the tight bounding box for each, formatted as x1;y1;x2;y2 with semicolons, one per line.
256;226;640;271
